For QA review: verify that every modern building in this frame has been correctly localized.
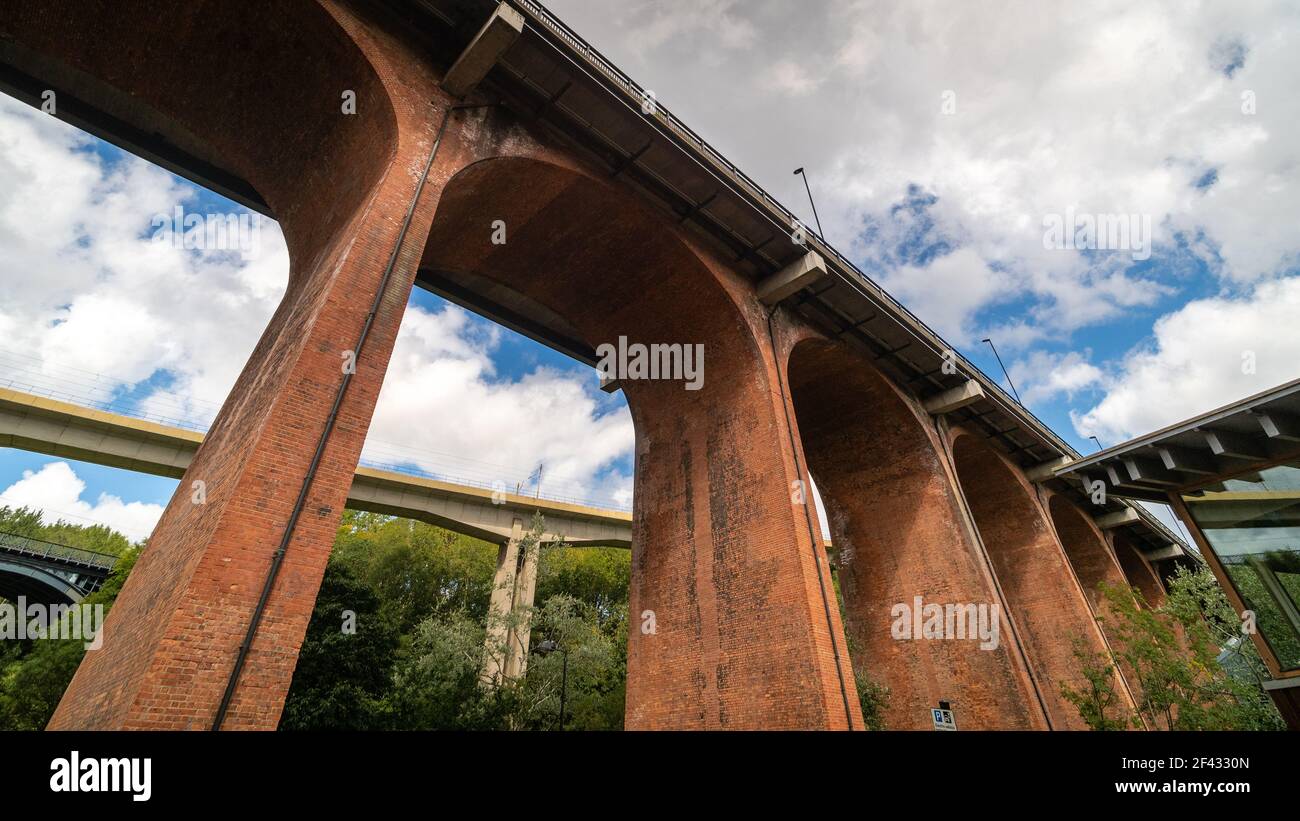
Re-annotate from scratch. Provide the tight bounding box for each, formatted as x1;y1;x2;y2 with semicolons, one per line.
1058;377;1300;728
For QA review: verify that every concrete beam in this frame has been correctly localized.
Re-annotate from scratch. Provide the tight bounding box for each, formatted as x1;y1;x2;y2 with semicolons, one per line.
441;2;524;98
1103;464;1126;487
1025;455;1072;482
923;380;985;415
1142;543;1186;561
756;251;826;306
1094;507;1140;530
599;374;623;394
1122;456;1182;486
1202;429;1265;460
1156;445;1218;475
1255;410;1300;443
0;386;632;548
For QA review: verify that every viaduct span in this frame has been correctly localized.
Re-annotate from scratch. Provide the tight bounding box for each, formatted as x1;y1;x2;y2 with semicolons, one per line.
0;0;1186;730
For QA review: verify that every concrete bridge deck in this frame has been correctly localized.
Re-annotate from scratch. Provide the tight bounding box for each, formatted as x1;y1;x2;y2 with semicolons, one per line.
0;386;632;548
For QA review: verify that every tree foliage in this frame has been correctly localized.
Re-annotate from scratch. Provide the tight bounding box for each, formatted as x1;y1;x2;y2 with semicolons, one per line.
0;546;139;730
1062;566;1284;731
281;510;630;730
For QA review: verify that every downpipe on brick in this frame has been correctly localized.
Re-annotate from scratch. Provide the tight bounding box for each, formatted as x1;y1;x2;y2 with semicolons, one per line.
765;307;857;730
211;102;496;730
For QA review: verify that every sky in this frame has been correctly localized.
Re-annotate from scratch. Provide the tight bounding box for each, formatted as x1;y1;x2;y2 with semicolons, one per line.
3;0;1300;543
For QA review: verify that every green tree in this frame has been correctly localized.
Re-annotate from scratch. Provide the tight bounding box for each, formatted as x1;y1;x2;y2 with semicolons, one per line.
1064;570;1284;731
0;505;132;557
1060;636;1132;730
279;563;400;730
0;547;139;730
386;610;517;730
330;511;498;632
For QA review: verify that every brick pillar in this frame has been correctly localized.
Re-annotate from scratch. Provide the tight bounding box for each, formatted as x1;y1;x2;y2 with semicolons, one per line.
622;353;862;730
951;432;1126;729
46;2;461;729
419;156;863;730
784;337;1047;730
1046;492;1146;725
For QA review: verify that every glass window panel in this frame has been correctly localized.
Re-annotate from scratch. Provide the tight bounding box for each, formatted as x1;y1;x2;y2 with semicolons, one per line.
1183;460;1300;672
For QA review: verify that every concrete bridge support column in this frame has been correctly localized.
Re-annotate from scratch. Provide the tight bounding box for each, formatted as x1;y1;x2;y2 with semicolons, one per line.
481;519;541;685
507;532;540;679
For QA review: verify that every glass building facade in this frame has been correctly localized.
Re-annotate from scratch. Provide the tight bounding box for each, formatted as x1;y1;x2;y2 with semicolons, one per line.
1182;459;1300;672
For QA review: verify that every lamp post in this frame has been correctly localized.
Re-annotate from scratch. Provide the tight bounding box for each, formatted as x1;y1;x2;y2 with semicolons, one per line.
534;639;568;731
980;337;1021;404
792;167;825;240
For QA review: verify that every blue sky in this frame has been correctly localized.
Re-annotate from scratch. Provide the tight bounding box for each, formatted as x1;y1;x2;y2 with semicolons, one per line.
4;0;1300;543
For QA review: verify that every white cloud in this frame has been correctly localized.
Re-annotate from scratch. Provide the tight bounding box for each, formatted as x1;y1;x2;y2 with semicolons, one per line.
1012;349;1105;406
876;248;1011;344
764;60;821;95
364;303;634;508
0;94;634;511
549;0;1300;341
0;462;163;542
0;95;289;423
1074;275;1300;442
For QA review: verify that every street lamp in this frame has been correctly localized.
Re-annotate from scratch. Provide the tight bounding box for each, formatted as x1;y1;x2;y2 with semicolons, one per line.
792;167;825;240
980;337;1021;405
533;638;568;731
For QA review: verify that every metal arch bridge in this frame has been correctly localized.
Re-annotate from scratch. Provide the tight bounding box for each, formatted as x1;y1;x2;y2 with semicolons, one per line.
0;530;116;605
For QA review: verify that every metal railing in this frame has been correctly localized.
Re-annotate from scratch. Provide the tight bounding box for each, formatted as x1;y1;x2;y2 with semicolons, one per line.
509;3;1195;553
0;530;118;571
513;1;1058;439
359;458;632;512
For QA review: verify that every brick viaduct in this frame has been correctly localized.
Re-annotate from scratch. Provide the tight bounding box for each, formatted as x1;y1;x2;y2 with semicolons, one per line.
0;0;1183;730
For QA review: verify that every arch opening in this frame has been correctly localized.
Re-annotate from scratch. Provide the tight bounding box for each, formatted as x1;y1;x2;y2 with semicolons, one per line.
786;338;1043;730
951;432;1118;729
422;154;853;728
1048;493;1131;611
1115;532;1167;606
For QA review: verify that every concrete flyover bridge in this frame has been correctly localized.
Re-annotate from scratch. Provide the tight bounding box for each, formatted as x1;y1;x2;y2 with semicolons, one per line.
1;0;1186;730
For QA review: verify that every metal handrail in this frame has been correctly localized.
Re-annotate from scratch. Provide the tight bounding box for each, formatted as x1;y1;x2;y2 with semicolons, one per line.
509;3;1197;553
513;1;1053;436
0;530;118;570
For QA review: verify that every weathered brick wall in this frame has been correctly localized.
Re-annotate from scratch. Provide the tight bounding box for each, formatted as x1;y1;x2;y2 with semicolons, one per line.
950;430;1127;729
420;152;861;728
43;0;446;729
780;331;1048;729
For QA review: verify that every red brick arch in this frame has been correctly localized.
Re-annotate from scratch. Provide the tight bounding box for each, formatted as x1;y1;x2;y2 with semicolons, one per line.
1048;492;1133;610
784;339;1045;729
421;155;863;729
29;0;459;728
1115;532;1168;607
949;430;1119;729
1046;492;1144;721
